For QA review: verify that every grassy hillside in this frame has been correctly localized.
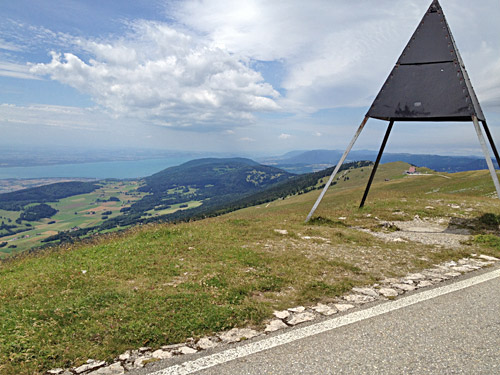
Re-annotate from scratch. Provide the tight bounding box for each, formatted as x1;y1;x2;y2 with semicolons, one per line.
2;162;500;374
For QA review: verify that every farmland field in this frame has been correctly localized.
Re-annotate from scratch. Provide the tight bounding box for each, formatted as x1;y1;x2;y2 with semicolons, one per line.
0;180;147;257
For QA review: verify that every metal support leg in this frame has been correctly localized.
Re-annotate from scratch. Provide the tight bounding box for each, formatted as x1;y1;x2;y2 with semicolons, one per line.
359;120;394;208
473;116;500;199
305;116;369;222
481;120;500;169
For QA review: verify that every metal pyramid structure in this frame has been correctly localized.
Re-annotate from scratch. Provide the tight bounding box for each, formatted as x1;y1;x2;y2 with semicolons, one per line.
306;0;499;222
367;0;484;122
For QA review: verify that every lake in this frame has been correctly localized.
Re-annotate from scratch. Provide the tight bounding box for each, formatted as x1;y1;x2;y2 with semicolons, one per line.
0;157;192;179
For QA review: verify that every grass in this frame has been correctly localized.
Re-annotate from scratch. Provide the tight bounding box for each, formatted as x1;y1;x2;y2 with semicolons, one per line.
1;162;500;374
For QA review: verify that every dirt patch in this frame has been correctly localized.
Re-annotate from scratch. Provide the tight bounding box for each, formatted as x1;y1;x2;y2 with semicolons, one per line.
358;216;471;248
42;231;58;236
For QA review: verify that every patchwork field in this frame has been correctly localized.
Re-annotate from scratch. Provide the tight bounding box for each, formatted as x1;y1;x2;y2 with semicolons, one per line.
0;181;147;257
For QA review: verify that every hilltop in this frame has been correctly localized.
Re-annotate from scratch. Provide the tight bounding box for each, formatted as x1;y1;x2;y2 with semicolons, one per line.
1;161;500;374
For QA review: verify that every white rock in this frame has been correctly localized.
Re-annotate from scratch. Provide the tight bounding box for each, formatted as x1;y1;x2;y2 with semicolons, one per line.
378;288;399;297
151;349;173;359
451;265;474;273
133;357;149;368
273;310;290;320
392;237;407;242
352;287;379;298
47;369;65;375
288;306;306;313
286;312;316;326
444;271;462;277
334;304;355;312
343;294;376;304
139;347;151;353
118;352;130;361
392;283;416;292
196;337;218;350
416;280;434;288
88;363;125;375
161;343;184;351
274;229;288;235
177;346;198;355
218;328;260;343
311;303;338;316
479;254;499;261
338;217;346;220
405;273;426;281
74;360;106;374
265;319;289;332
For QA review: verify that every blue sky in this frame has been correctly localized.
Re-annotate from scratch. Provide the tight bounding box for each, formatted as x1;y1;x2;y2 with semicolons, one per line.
1;0;499;156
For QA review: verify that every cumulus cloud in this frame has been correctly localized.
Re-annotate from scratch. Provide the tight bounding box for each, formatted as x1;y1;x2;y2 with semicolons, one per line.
29;21;280;129
172;0;500;111
279;133;291;140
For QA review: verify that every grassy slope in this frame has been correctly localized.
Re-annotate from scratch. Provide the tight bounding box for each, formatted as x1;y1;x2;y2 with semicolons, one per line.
2;163;500;374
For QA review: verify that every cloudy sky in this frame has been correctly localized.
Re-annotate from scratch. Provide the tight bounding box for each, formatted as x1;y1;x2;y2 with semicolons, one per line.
1;0;499;156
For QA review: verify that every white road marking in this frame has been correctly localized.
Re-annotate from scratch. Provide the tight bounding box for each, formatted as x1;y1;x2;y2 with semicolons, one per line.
151;267;500;375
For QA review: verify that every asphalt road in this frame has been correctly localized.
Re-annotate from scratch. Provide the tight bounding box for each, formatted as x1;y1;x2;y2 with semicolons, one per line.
138;265;500;375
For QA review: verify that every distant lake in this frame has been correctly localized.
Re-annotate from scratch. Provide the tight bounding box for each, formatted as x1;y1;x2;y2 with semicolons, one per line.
0;157;191;179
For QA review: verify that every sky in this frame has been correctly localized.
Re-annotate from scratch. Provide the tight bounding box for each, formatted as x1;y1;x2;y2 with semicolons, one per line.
1;0;499;157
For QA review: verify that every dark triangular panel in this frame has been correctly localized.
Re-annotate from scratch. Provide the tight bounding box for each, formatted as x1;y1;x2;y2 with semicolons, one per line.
367;0;484;122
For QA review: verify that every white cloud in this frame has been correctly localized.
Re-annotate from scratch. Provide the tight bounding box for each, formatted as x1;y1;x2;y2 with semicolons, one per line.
29;21;280;129
279;133;291;140
0;103;104;130
0;61;41;80
172;0;500;111
312;131;322;137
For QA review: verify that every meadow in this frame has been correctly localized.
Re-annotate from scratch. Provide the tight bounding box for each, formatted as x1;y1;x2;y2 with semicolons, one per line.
1;163;500;374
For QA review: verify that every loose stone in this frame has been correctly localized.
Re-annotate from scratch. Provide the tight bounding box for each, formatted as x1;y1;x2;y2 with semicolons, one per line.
416;280;434;288
218;328;260;343
151;349;173;359
47;369;65;375
265;319;289;332
392;283;416;292
479;254;499;261
273;310;290;320
405;273;426;281
378;288;399;297
286;312;316;326
74;360;106;374
196;337;218;350
352;287;379;298
311;303;338;316
444;272;461;278
343;294;376;304
177;346;198;355
334;303;355;312
288;306;306;313
88;363;125;375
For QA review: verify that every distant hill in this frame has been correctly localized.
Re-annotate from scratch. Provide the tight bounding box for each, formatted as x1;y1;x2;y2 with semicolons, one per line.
261;150;499;174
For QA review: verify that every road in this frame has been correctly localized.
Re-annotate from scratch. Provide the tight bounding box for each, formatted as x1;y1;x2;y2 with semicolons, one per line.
137;265;500;375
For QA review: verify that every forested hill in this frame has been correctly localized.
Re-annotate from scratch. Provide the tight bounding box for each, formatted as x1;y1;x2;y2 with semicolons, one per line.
139;157;289;194
0;181;99;211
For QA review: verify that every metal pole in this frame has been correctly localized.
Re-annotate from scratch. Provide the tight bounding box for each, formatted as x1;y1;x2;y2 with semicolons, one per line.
305;116;369;222
481;120;500;170
473;115;500;199
359;120;394;208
